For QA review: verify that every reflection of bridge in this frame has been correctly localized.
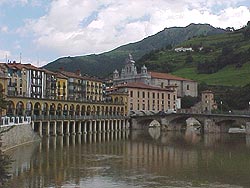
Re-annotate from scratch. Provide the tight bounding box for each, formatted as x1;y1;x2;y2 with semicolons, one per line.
130;113;250;133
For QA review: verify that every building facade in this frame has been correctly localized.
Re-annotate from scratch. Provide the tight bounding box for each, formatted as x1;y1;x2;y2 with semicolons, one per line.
110;82;177;114
201;90;217;113
56;73;68;100
85;78;103;102
44;69;57;99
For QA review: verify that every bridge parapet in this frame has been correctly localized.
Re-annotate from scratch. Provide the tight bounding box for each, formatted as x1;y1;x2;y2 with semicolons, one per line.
0;116;31;128
32;115;128;121
130;113;250;133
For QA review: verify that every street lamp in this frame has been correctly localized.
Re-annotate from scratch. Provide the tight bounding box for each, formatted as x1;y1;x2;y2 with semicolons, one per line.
220;101;223;113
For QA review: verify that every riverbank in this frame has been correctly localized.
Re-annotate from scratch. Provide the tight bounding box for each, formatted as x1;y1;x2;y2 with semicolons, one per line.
0;123;41;152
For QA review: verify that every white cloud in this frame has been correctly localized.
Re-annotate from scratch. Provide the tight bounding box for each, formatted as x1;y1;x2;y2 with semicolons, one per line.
0;0;28;6
0;26;8;33
21;0;250;57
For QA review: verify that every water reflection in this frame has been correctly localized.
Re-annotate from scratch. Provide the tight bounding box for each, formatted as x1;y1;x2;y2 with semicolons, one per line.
3;130;250;188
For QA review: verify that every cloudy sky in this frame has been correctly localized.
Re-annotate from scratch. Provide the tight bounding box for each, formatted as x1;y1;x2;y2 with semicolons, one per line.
0;0;250;67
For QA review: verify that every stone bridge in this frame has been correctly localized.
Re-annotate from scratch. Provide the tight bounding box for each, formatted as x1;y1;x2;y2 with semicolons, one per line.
130;113;250;133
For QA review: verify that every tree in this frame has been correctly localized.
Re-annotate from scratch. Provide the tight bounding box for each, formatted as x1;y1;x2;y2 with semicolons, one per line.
181;96;199;109
243;21;250;39
0;92;11;186
185;55;193;64
0;153;11;186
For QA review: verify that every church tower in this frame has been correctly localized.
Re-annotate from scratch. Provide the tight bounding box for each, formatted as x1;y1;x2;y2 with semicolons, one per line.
124;54;137;76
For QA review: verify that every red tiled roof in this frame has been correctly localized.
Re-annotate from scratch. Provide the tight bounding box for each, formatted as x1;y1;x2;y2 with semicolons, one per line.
60;70;84;79
56;72;68;79
60;70;102;82
42;68;57;75
149;71;194;82
6;62;43;71
82;75;102;82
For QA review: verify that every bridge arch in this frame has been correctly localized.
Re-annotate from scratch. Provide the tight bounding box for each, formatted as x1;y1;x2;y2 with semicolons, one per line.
42;102;48;115
86;105;91;115
57;103;62;116
75;104;80;116
169;116;203;131
34;102;41;116
26;101;33;116
6;101;14;116
101;106;104;115
92;106;96;115
69;104;74;116
109;106;112;115
49;103;56;115
81;105;86;115
16;101;24;116
105;106;108;115
63;104;68;116
96;106;100;115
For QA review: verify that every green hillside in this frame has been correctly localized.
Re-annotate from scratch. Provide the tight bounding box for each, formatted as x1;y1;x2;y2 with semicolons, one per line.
136;28;250;86
44;23;225;77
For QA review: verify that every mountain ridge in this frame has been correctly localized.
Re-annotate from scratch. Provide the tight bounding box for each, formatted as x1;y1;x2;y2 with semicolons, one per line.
44;23;225;77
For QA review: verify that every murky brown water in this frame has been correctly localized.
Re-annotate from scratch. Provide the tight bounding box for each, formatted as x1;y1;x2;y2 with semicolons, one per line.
3;129;250;188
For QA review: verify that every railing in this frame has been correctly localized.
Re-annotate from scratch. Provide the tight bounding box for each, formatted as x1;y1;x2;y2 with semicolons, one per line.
0;116;31;127
178;109;250;116
32;115;128;121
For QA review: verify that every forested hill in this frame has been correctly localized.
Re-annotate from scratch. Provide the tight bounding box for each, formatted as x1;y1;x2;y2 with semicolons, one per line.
43;23;225;77
136;22;250;87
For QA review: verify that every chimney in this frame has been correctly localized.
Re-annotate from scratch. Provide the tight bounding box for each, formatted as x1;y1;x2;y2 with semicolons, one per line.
76;69;81;76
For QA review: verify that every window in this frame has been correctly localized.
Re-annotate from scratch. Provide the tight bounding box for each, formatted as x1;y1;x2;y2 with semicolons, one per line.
137;91;140;98
168;94;170;100
162;93;164;99
157;93;159;99
148;92;150;98
130;91;133;97
130;103;133;110
153;92;155;99
187;84;189;90
161;82;164;88
142;91;145;98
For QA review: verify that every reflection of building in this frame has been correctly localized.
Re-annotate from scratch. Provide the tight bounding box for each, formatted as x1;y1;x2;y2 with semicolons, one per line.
109;82;177;113
113;54;198;98
201;90;217;113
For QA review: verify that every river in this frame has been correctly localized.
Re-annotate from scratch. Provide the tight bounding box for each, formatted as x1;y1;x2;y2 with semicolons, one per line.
3;129;250;188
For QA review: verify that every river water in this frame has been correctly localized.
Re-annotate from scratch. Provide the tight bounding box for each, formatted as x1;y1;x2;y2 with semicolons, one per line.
3;129;250;188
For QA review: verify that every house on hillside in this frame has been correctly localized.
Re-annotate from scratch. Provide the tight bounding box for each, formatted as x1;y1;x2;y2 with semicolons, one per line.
174;47;194;52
